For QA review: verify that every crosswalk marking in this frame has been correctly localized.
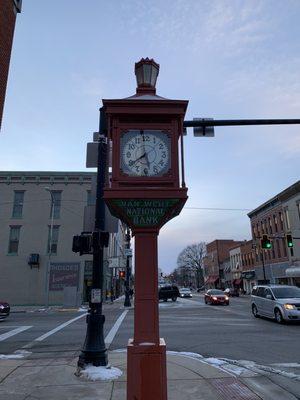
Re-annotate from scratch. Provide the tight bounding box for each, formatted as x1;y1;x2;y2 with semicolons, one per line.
0;326;32;341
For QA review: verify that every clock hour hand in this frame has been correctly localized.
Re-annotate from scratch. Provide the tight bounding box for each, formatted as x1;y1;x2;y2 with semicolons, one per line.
133;152;146;165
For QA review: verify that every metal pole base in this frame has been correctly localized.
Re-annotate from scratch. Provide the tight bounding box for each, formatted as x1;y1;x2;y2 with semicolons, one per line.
124;289;131;307
77;310;108;368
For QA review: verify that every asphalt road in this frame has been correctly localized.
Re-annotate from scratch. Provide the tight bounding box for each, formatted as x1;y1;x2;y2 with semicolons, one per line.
1;294;300;368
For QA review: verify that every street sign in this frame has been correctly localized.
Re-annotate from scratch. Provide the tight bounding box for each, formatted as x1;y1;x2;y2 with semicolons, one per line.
91;288;101;303
125;249;132;257
193;118;215;137
108;257;119;268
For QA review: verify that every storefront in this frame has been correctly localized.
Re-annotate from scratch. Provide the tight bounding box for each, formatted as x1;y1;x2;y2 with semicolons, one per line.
285;266;300;288
241;270;256;294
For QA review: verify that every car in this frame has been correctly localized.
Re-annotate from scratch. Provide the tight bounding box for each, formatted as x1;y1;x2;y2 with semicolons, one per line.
251;285;300;323
204;289;229;305
224;287;240;297
0;301;10;320
179;288;192;298
158;285;180;302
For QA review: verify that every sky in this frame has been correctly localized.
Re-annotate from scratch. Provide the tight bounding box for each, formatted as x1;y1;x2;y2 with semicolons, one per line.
1;0;300;274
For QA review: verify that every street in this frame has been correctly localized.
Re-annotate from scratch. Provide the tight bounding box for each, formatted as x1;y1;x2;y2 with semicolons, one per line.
1;294;299;369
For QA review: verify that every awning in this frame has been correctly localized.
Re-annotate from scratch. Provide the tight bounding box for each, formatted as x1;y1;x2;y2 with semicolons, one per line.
205;275;219;284
286;267;300;278
233;279;242;286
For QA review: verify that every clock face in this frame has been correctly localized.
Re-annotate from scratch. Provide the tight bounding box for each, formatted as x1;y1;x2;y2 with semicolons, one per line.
120;130;171;177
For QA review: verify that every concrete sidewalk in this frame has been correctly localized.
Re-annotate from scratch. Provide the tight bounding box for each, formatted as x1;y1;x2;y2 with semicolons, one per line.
0;350;298;400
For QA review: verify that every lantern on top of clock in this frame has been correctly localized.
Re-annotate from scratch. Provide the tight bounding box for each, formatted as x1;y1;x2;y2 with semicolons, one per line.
103;58;188;230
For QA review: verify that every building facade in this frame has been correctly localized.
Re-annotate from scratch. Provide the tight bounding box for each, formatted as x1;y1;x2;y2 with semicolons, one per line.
240;240;256;294
0;0;21;129
248;180;300;287
203;240;243;289
0;171;126;305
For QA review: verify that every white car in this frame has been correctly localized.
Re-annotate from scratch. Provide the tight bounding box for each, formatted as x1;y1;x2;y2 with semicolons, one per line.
179;288;192;298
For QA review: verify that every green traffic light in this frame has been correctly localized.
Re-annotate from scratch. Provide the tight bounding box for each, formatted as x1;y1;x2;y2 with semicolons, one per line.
286;235;293;248
266;243;272;249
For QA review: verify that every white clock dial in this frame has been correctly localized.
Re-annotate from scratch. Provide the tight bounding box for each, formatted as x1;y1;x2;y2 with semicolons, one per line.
120;130;171;177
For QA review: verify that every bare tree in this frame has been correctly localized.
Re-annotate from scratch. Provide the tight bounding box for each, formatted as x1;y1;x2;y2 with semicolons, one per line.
176;242;206;288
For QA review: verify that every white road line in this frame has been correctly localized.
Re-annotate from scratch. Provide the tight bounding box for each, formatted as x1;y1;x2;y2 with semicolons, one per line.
0;326;32;341
105;310;129;348
34;313;87;342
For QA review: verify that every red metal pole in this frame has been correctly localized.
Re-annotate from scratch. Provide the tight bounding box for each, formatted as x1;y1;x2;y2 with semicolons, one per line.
127;230;167;400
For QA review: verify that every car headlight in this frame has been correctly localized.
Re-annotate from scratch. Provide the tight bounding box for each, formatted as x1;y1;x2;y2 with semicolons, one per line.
284;304;296;310
0;305;4;310
212;296;218;301
225;296;229;300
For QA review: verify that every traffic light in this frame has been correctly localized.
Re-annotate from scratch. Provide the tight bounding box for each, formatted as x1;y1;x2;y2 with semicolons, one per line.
119;271;125;279
286;234;293;248
261;234;272;249
72;233;92;255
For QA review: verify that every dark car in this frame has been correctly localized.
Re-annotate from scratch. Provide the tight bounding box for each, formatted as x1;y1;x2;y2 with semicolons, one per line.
159;285;180;302
204;289;229;305
0;301;10;320
224;288;240;297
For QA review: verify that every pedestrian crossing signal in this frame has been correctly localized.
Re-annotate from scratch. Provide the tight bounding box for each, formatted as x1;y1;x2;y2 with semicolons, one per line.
261;235;272;249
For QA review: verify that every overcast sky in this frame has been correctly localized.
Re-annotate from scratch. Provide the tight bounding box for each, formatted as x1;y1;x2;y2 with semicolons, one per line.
1;1;299;273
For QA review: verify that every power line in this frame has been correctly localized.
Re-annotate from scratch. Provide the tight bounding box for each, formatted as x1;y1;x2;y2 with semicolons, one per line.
184;207;251;211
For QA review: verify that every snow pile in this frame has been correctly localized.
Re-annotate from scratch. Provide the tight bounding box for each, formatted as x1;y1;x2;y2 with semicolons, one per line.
79;364;123;381
78;307;88;312
0;350;32;359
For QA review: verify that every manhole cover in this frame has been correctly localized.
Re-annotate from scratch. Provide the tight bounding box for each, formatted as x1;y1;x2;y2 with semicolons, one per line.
210;378;261;400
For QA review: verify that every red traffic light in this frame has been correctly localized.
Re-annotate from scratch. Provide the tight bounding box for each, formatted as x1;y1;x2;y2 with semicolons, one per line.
119;271;125;279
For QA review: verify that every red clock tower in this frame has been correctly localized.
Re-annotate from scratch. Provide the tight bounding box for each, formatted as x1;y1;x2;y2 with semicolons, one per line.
103;58;188;400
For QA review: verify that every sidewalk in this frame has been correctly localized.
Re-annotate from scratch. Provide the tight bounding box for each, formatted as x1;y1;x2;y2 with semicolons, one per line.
10;296;126;313
0;350;298;400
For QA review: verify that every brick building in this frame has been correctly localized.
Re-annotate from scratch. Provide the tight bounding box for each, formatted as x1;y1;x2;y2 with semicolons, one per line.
0;0;21;129
248;180;300;287
240;240;256;294
203;240;243;289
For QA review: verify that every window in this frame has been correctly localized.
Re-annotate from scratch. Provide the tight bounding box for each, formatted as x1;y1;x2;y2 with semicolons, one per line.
87;190;93;206
279;212;284;230
12;191;24;218
8;226;21;254
277;240;281;259
273;215;278;232
47;225;60;254
49;191;62;219
297;202;300;221
284;209;290;230
282;238;287;257
268;218;272;234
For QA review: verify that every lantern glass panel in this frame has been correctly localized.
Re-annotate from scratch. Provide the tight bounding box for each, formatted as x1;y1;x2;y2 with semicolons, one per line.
150;67;158;86
136;66;144;86
143;64;152;85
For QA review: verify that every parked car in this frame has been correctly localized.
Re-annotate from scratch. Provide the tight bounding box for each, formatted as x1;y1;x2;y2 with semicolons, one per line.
251;285;300;323
0;301;10;320
179;288;192;298
158;285;180;302
224;287;240;297
204;289;229;305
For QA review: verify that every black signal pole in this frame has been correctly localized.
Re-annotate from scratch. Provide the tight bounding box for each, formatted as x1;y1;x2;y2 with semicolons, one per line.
124;228;132;307
78;107;108;368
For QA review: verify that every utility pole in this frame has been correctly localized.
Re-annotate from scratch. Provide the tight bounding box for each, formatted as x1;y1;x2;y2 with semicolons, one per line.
77;107;108;368
124;228;132;307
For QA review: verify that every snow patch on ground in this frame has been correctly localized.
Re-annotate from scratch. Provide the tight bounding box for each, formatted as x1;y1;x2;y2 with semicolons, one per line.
0;349;32;359
78;307;88;312
79;364;123;381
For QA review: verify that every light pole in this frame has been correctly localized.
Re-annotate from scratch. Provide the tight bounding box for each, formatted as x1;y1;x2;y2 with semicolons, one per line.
124;228;132;307
45;187;54;308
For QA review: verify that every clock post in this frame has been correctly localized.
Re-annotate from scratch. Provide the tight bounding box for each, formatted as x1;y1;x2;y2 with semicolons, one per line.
103;58;188;400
